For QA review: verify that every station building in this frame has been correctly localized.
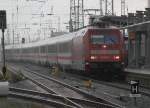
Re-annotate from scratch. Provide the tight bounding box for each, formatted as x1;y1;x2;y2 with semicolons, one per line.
127;22;150;69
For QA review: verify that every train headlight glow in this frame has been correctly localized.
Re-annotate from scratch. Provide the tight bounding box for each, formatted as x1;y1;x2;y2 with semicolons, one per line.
114;56;120;60
91;56;96;60
102;45;107;48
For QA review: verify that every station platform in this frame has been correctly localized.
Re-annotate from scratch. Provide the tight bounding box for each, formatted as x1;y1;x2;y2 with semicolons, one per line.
124;68;150;88
125;68;150;75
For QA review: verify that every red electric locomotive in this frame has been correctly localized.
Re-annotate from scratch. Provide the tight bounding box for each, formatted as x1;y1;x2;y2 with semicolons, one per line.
72;26;125;74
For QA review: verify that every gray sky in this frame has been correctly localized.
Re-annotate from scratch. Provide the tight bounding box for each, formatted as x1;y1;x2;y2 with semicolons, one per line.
0;0;147;24
0;0;148;42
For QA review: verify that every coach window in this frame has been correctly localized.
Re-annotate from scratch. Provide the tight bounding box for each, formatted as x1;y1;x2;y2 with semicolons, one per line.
29;48;32;54
28;48;31;53
25;48;27;53
16;49;19;54
27;48;29;54
41;46;46;53
58;43;62;53
23;49;25;53
31;48;33;53
15;49;17;54
32;47;35;54
28;48;30;53
34;47;38;53
22;49;25;53
27;48;29;53
48;45;56;53
14;49;16;53
29;48;31;53
26;48;28;53
25;49;27;53
59;42;69;53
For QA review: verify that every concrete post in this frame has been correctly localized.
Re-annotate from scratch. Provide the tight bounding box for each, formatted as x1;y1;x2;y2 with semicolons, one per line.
128;37;132;66
146;31;150;66
128;31;135;67
135;32;141;68
144;31;148;67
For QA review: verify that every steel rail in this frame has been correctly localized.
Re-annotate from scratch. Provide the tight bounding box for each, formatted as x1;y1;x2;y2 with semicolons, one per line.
9;92;75;108
9;87;76;106
10;87;117;108
66;72;150;98
8;65;121;108
21;63;150;98
23;67;121;107
22;70;118;108
8;66;83;108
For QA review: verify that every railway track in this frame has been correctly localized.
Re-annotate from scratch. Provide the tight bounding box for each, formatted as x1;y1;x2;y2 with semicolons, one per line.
52;70;150;100
9;87;75;108
8;65;121;108
22;62;150;99
10;87;118;108
23;63;150;99
65;72;150;98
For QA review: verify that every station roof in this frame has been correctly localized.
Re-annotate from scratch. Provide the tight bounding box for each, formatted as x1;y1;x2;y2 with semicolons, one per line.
121;21;150;32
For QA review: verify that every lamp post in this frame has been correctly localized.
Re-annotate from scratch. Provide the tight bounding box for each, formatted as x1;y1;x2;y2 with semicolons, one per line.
0;10;7;79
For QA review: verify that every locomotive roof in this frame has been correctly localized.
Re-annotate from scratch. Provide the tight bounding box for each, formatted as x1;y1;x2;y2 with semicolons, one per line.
6;26;119;50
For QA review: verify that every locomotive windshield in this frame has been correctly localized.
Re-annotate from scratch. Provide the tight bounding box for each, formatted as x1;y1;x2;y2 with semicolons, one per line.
91;35;119;44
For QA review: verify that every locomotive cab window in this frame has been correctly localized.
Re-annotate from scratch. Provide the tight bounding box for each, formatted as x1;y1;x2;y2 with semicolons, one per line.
91;35;119;44
91;35;104;44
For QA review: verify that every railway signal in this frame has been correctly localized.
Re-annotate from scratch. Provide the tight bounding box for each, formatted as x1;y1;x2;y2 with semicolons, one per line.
130;80;141;97
0;11;7;29
0;10;7;79
22;38;25;44
130;80;141;105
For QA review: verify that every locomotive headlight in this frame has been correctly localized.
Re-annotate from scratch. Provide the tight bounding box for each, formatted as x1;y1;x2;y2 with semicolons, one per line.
114;56;120;60
91;56;96;60
102;45;107;48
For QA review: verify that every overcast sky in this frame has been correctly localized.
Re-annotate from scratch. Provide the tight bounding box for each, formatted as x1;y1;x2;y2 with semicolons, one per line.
0;0;148;42
0;0;147;24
